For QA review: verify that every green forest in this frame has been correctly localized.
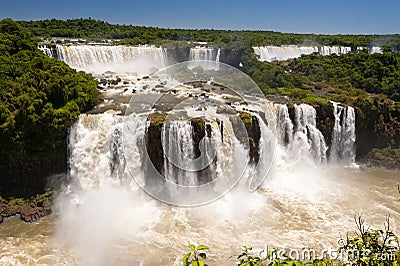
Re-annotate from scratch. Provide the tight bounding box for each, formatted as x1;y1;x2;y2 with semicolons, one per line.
0;18;98;196
19;18;400;49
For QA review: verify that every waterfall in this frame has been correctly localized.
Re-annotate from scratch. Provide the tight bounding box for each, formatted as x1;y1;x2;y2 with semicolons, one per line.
38;45;55;58
68;113;125;189
274;104;294;145
188;47;220;70
291;104;327;162
68;112;153;190
54;44;168;75
369;46;383;54
189;47;220;61
253;45;352;62
329;102;356;164
266;103;327;163
163;120;209;186
248;113;276;191
253;45;319;62
68;100;356;193
318;46;351;56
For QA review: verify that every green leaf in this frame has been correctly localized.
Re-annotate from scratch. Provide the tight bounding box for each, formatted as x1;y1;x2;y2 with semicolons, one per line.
189;244;196;252
197;245;209;251
192;261;199;266
183;252;191;266
198;260;204;266
199;252;207;259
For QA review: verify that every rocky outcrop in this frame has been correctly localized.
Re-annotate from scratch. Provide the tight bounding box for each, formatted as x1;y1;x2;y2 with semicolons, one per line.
190;118;214;184
0;192;53;223
230;112;261;163
366;147;400;169
146;113;166;175
313;103;335;148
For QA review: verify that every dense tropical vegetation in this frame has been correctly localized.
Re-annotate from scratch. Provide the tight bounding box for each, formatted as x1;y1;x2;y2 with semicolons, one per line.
0;18;98;196
19;18;400;50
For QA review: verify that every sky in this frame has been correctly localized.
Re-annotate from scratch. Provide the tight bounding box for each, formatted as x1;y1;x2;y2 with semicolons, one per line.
1;0;399;34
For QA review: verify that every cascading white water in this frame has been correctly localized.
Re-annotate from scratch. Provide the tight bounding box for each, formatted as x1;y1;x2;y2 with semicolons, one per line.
4;85;393;266
253;45;319;62
59;112;162;265
38;44;54;58
318;46;351;56
163;121;200;186
273;104;294;145
253;45;352;62
55;44;168;75
286;104;327;162
267;103;327;163
215;48;221;62
329;102;356;164
189;47;220;62
369;46;383;54
188;47;221;70
68;112;126;189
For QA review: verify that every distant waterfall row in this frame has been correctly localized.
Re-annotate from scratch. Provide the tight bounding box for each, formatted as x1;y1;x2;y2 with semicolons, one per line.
253;45;382;62
39;44;383;70
38;44;220;74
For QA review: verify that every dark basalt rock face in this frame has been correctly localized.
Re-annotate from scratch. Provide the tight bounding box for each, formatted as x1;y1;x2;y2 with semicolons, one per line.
313;103;335;149
146;113;166;176
166;47;190;64
248;116;261;163
230;112;261;164
190;118;214;184
0;144;67;198
219;48;245;68
354;100;400;163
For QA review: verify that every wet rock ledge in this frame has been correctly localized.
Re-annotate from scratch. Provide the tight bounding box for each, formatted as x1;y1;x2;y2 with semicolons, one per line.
0;191;53;223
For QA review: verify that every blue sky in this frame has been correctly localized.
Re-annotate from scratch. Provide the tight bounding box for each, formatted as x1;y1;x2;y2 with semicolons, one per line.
1;0;399;34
